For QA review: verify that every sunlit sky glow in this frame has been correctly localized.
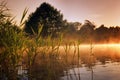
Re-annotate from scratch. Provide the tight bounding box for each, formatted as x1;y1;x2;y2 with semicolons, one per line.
5;0;120;27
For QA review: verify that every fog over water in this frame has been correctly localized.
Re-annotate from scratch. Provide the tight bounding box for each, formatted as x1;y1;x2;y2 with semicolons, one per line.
61;44;120;80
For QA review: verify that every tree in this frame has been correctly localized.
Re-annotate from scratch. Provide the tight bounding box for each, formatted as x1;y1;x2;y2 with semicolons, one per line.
78;20;95;42
62;22;81;41
94;24;109;42
24;2;66;37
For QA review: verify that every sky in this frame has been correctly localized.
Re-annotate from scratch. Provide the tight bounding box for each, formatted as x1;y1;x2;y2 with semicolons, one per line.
4;0;120;27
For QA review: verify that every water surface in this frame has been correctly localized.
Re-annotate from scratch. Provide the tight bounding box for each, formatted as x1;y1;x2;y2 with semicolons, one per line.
61;44;120;80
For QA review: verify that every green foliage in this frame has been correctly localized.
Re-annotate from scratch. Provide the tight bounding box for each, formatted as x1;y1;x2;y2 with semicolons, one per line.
0;2;66;80
0;2;26;79
0;24;26;80
0;1;109;80
24;2;66;37
0;12;26;79
19;7;28;28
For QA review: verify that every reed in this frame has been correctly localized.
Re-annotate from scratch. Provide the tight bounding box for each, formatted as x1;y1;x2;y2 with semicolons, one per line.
0;2;26;80
0;1;97;80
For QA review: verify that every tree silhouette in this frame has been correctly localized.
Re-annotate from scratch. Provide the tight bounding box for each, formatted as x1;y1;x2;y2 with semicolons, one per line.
94;24;109;42
78;20;95;42
62;22;81;41
24;2;66;37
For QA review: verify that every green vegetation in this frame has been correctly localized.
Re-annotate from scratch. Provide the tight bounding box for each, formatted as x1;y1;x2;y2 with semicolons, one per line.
0;2;82;80
0;2;25;80
25;2;67;37
1;1;120;80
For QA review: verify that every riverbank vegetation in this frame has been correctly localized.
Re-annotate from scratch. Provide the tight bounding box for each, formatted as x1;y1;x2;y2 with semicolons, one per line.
1;1;120;80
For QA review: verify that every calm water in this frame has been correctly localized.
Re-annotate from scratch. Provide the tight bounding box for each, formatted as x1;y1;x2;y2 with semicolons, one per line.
61;44;120;80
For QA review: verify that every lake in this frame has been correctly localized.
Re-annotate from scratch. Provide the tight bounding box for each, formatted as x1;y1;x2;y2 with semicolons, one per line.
60;44;120;80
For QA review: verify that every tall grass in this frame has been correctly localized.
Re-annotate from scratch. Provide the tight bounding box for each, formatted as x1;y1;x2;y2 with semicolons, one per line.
0;1;97;80
0;2;26;80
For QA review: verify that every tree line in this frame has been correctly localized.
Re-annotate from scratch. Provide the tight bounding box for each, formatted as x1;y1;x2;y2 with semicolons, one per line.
65;20;120;43
24;2;120;43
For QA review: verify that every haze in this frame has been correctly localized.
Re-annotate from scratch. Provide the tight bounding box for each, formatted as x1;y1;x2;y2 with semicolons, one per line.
5;0;120;27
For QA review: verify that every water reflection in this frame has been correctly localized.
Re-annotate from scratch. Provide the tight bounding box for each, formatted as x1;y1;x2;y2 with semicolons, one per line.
61;44;120;80
61;62;120;80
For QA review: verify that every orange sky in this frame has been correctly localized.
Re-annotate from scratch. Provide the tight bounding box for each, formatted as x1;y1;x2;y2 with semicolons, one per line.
5;0;120;27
